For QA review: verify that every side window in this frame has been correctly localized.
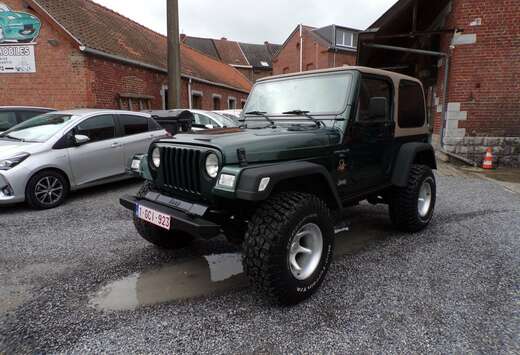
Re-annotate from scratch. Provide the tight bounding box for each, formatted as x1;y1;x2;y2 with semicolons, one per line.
398;80;426;128
17;111;45;122
119;115;149;136
356;77;392;122
0;112;17;131
148;118;162;131
76;115;116;143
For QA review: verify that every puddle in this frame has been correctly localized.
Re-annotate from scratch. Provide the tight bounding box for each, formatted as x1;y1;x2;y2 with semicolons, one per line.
91;226;387;311
90;253;247;311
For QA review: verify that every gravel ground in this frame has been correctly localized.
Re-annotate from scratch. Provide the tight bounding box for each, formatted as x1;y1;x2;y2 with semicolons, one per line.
1;173;519;354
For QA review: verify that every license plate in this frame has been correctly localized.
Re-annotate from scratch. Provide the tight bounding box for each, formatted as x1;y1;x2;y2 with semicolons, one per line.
136;205;171;230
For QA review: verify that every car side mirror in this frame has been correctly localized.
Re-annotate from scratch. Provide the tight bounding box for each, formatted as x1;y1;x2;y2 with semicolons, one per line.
368;97;388;120
74;134;90;145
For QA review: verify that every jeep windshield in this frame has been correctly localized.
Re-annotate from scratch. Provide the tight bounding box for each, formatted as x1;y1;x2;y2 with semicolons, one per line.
244;72;352;125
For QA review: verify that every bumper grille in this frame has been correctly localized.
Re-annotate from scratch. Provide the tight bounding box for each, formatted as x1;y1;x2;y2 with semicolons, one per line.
159;146;203;196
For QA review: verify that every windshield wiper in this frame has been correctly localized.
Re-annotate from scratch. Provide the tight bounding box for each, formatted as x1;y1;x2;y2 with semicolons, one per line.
3;134;24;142
241;111;276;128
282;110;323;127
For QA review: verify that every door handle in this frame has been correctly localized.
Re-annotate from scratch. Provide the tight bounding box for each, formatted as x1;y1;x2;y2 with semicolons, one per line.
111;142;120;148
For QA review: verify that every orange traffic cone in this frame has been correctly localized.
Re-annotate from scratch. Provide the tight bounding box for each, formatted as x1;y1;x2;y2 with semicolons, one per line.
482;147;494;169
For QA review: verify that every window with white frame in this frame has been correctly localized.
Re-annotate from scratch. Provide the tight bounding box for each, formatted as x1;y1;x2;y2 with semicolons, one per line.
336;29;357;48
228;97;237;109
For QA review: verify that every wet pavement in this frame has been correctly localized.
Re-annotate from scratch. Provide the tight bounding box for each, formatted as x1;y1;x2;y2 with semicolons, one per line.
1;168;519;353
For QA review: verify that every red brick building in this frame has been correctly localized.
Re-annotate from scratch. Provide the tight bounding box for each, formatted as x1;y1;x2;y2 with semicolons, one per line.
0;0;251;111
358;0;520;166
273;24;360;75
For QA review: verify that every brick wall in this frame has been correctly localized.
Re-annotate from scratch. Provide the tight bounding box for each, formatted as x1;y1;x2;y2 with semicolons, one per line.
0;0;248;112
0;0;91;109
273;26;357;75
434;0;520;166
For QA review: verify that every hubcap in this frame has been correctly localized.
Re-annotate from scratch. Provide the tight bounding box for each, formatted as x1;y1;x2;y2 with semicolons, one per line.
288;223;323;280
35;176;63;205
418;179;432;218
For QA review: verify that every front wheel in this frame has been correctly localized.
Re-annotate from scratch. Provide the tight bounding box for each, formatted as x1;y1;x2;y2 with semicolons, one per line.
243;192;334;305
26;170;69;209
389;164;436;232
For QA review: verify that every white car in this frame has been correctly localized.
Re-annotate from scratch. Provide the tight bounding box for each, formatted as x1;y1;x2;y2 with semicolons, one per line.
214;109;242;123
0;109;167;209
189;110;237;129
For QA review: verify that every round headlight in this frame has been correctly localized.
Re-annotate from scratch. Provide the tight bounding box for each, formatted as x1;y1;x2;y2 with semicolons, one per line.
205;153;219;178
151;147;161;168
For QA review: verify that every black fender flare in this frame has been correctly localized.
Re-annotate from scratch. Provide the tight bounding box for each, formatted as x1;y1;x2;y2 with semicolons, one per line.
392;143;437;187
235;161;342;209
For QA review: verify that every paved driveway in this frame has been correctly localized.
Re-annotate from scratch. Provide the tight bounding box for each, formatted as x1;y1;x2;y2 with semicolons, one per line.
1;170;519;354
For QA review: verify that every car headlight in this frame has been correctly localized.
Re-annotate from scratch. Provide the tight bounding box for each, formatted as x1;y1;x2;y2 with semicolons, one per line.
0;153;30;171
205;153;219;178
151;147;161;168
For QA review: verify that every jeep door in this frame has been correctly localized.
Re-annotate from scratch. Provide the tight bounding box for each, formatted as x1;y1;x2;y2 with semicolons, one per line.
67;114;125;186
116;114;165;165
343;75;395;194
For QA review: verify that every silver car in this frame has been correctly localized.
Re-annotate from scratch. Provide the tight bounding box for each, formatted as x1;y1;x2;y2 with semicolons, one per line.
0;109;167;209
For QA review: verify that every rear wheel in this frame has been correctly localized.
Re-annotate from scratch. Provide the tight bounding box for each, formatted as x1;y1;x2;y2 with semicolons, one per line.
26;170;69;209
243;192;334;305
389;164;436;232
133;181;192;249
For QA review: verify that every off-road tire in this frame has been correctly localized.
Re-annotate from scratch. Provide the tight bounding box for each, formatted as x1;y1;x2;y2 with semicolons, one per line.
243;192;334;305
26;170;69;210
133;181;192;249
389;164;436;232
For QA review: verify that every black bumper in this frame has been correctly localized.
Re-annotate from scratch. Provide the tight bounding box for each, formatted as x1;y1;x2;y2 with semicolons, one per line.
120;195;221;239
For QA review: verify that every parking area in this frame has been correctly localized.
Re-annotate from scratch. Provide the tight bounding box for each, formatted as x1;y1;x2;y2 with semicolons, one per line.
1;168;519;353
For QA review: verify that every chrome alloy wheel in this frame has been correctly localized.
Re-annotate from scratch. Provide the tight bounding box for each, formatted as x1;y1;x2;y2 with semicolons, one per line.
35;176;64;205
418;179;433;218
288;223;323;280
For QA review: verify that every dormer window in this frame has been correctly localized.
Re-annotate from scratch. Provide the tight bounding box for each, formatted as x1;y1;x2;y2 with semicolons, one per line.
336;29;357;48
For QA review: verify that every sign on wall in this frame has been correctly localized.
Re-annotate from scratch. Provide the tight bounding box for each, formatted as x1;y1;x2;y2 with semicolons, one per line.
0;44;36;73
0;1;41;73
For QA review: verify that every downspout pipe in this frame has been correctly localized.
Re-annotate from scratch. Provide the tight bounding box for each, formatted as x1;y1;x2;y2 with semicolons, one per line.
299;24;303;72
188;78;193;109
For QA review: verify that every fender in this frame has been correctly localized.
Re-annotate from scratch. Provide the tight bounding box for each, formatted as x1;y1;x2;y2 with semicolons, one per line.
234;161;342;209
392;143;437;187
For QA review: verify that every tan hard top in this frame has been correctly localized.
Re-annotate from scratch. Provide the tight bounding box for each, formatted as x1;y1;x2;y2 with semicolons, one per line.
257;65;421;84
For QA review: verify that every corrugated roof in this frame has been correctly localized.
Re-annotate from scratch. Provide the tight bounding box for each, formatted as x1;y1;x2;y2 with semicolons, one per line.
29;0;251;92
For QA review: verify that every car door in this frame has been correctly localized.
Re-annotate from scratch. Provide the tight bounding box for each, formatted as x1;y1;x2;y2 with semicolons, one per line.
67;114;124;186
341;75;395;195
117;114;164;165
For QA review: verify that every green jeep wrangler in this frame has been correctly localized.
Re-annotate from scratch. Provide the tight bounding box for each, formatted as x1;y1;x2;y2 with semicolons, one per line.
121;66;437;305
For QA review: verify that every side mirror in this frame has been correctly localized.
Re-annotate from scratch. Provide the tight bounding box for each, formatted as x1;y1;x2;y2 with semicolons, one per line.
74;134;90;145
368;97;388;120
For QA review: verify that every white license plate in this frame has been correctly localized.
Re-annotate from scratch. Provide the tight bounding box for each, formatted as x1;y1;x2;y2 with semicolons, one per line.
136;205;171;230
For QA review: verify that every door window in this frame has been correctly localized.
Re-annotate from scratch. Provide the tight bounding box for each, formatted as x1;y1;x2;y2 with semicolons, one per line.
398;80;426;128
76;115;116;142
119;115;149;136
356;77;392;122
0;112;17;131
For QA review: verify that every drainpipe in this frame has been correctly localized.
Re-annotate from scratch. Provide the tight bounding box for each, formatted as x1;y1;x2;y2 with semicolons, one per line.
188;78;193;109
299;24;303;72
439;52;451;148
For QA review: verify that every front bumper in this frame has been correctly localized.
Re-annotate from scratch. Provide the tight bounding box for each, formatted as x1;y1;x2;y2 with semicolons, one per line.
120;194;221;239
0;167;30;205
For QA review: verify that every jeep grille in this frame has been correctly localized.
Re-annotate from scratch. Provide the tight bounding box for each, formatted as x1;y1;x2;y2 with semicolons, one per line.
158;146;203;196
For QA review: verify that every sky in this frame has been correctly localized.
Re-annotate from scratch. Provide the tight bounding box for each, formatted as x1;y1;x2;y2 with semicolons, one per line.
91;0;397;44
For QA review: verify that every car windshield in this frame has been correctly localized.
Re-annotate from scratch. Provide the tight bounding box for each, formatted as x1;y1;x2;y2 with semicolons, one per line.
0;114;73;142
244;72;353;116
206;112;237;127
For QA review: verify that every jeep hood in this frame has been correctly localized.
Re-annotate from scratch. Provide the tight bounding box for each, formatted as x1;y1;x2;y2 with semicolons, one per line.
163;127;342;164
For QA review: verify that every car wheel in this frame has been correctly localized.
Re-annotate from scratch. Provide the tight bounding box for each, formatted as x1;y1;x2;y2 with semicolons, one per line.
389;164;436;232
243;192;334;305
26;170;69;210
133;181;192;249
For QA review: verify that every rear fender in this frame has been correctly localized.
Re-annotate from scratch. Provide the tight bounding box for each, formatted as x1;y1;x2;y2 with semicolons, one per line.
392;143;437;187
